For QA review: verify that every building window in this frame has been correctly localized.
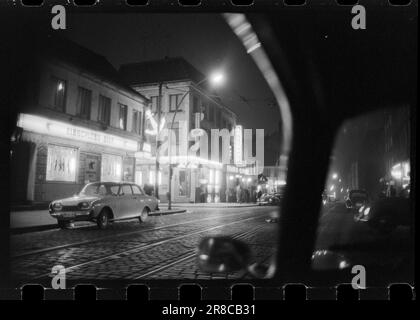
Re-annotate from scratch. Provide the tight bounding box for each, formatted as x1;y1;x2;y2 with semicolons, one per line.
46;145;77;182
203;102;209;120
118;103;128;130
98;95;111;125
169;94;183;112
76;87;92;119
101;154;122;182
215;108;221;127
193;96;200;113
132;110;143;135
49;76;66;112
150;96;159;112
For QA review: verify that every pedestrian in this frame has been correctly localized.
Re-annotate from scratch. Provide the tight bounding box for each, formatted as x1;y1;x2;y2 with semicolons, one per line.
236;185;241;203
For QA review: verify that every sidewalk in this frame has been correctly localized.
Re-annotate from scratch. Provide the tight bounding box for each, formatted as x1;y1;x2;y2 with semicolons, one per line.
10;208;187;234
168;202;260;208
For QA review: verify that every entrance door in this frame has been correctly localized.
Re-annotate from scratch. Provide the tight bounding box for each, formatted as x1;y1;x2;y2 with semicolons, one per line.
84;154;100;183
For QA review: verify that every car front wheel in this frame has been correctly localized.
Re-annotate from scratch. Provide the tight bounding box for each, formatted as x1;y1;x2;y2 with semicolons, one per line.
139;208;149;223
97;210;110;229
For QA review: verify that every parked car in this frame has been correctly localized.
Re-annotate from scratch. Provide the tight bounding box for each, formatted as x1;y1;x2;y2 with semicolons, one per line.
257;192;282;206
345;189;369;212
49;182;159;229
355;197;412;235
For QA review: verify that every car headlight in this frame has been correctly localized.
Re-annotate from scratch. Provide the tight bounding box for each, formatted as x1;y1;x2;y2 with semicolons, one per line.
52;202;63;211
359;206;365;213
363;207;370;216
78;202;91;210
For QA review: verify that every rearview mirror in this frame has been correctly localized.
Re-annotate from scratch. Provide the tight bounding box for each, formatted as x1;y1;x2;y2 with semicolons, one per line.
197;236;251;273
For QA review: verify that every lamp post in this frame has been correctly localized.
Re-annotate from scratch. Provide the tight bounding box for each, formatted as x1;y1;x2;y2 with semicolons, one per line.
154;82;163;199
167;71;225;210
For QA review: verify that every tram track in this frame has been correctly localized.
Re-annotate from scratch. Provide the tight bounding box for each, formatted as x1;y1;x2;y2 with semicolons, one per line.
28;215;262;280
12;208;264;259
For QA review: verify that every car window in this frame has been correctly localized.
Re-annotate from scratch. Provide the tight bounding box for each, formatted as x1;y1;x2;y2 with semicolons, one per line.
109;185;119;196
98;184;107;196
132;185;143;195
80;183;100;196
120;184;133;195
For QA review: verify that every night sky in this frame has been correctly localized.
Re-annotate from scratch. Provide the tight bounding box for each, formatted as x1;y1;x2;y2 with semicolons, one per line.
63;13;281;134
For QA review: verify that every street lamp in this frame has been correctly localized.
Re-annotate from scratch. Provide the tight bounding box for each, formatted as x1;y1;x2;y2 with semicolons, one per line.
332;173;338;180
167;71;225;210
208;71;225;87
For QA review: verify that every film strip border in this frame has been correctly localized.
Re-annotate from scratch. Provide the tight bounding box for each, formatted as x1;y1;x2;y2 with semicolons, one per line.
5;0;415;8
0;283;415;300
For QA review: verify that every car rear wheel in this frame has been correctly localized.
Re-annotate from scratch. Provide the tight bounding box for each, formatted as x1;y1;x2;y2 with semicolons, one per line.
97;209;110;229
139;207;149;223
57;221;70;229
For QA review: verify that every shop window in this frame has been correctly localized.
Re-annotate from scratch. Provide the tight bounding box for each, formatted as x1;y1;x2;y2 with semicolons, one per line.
98;95;111;125
118;103;128;130
46;145;77;182
101;154;122;182
49;76;66;112
178;169;190;197
135;171;143;186
76;86;92;119
123;157;135;182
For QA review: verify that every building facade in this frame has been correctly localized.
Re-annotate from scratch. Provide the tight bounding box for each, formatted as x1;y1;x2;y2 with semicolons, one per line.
11;37;149;204
119;57;243;203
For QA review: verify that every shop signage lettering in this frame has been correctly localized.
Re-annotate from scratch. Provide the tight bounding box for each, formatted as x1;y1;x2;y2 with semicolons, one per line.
17;114;138;152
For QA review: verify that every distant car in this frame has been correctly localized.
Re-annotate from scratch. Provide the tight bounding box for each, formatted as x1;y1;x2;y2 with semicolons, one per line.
345;189;369;212
49;182;159;229
257;192;282;206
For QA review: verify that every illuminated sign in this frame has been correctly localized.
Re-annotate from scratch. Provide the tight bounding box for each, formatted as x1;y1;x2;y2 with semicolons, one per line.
17;113;138;152
234;125;243;166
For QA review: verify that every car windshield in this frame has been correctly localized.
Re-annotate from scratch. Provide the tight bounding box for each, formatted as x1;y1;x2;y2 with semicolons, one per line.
79;183;119;196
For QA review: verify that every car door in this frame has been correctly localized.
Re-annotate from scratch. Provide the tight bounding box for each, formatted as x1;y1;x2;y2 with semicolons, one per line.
118;184;135;219
131;184;146;214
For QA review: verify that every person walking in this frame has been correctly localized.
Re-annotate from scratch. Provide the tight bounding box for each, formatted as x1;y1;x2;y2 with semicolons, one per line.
236;185;241;203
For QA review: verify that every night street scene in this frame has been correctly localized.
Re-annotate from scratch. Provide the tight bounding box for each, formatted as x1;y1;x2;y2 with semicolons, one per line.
3;7;415;291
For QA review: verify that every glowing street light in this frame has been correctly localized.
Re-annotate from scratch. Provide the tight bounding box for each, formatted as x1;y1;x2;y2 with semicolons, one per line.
208;71;225;87
332;173;338;180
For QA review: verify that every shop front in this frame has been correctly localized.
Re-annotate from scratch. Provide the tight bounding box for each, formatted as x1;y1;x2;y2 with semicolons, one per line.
135;155;224;203
12;113;139;203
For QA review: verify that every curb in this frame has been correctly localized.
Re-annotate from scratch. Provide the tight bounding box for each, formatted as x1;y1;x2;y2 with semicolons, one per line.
174;205;260;209
149;209;187;216
11;209;188;235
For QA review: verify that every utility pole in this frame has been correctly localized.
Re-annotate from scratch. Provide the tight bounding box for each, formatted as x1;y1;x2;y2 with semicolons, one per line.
155;82;163;199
